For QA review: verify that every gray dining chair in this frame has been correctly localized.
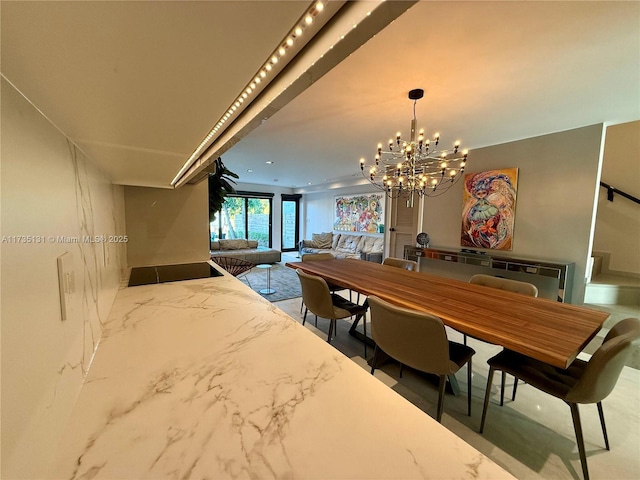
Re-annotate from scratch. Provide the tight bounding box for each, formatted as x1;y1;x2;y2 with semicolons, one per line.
296;269;368;354
480;317;640;480
299;253;352;315
382;257;418;271
467;274;539;399
368;295;475;423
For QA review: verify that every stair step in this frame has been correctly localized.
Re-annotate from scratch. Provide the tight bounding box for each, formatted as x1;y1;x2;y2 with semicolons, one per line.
585;274;640;305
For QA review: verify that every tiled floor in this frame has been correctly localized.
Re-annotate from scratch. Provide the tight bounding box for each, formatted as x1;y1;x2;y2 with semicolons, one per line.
273;294;640;480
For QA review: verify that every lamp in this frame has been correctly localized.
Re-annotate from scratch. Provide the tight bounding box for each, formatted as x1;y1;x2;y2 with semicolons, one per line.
359;88;469;206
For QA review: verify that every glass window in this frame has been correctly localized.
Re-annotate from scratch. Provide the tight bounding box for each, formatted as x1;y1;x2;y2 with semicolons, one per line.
210;193;272;247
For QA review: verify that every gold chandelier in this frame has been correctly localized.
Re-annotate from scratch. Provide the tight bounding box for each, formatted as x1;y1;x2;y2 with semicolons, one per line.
359;88;469;206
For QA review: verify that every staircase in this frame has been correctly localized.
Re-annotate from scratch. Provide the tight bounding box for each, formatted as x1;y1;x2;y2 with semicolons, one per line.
585;253;640;306
584;253;640;369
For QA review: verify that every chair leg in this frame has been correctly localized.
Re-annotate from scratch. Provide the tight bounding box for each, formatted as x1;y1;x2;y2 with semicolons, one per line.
436;375;447;423
463;334;467;346
597;402;610;450
370;345;379;375
500;371;506;406
480;366;496;433
512;377;518;401
569;402;590;480
315;314;318;327
302;308;308;326
300;299;303;313
467;357;473;417
362;313;367;358
327;319;335;343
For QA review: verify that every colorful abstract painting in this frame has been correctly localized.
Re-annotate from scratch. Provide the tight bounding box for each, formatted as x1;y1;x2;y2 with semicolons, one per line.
334;193;385;233
461;168;518;250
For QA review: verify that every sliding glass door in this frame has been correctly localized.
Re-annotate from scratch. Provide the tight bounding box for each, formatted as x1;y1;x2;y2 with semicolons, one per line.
210;192;273;247
281;194;301;252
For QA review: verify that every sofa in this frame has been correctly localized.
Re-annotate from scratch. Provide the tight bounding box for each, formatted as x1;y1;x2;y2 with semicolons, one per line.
299;232;384;263
210;239;281;264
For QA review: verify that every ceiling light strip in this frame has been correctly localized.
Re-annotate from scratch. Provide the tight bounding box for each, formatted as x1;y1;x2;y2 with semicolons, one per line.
171;1;338;186
174;0;416;188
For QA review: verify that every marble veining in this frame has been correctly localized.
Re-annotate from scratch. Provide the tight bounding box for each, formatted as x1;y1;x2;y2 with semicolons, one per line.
48;272;514;479
69;139;103;374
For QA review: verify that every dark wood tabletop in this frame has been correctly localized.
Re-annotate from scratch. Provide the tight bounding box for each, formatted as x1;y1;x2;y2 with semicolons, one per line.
286;258;609;369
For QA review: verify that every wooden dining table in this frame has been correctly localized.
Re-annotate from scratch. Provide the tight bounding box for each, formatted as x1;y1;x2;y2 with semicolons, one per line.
286;258;609;369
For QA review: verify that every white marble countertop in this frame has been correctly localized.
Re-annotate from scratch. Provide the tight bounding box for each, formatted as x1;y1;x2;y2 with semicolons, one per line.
48;264;513;479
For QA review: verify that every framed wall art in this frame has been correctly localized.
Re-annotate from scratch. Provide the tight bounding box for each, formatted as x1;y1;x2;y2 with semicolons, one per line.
461;168;518;250
334;193;385;233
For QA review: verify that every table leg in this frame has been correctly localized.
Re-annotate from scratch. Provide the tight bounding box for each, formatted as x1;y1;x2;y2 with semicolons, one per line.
348;299;375;353
259;266;275;295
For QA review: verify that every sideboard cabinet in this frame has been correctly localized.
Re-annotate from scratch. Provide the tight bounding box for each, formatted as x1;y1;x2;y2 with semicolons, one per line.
404;246;575;303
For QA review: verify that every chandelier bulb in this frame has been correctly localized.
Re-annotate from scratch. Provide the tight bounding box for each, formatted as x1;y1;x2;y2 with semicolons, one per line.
359;157;365;170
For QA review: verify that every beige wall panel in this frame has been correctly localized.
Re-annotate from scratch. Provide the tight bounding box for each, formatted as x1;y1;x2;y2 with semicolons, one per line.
125;183;209;267
593;121;640;275
422;124;604;303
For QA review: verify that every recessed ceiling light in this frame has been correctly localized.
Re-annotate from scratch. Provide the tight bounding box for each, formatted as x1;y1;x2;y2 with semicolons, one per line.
308;182;313;185
247;169;253;173
265;161;274;164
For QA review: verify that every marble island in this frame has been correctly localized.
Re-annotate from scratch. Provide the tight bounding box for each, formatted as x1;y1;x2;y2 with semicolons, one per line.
48;263;513;479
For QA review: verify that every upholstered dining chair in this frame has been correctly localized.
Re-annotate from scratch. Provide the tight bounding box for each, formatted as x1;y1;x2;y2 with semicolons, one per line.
300;253;352;315
368;295;475;423
382;257;419;271
467;274;539;400
480;317;640;480
296;269;368;354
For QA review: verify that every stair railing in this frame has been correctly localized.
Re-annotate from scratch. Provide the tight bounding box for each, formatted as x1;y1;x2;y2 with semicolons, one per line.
600;181;640;205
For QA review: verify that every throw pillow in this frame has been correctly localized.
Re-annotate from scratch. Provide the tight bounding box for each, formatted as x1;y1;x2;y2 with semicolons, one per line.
312;232;333;249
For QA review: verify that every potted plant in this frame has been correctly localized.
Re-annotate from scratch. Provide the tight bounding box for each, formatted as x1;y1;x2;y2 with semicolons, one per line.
208;157;239;222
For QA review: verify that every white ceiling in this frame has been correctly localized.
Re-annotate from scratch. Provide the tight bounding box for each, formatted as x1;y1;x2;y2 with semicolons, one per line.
2;1;639;191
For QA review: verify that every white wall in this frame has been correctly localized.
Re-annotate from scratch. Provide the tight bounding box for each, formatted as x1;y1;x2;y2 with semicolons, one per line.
1;79;126;478
422;124;604;303
593;121;640;276
301;184;382;239
125;183;209;267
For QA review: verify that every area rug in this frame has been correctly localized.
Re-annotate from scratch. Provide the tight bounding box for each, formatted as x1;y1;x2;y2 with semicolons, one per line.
243;262;301;302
